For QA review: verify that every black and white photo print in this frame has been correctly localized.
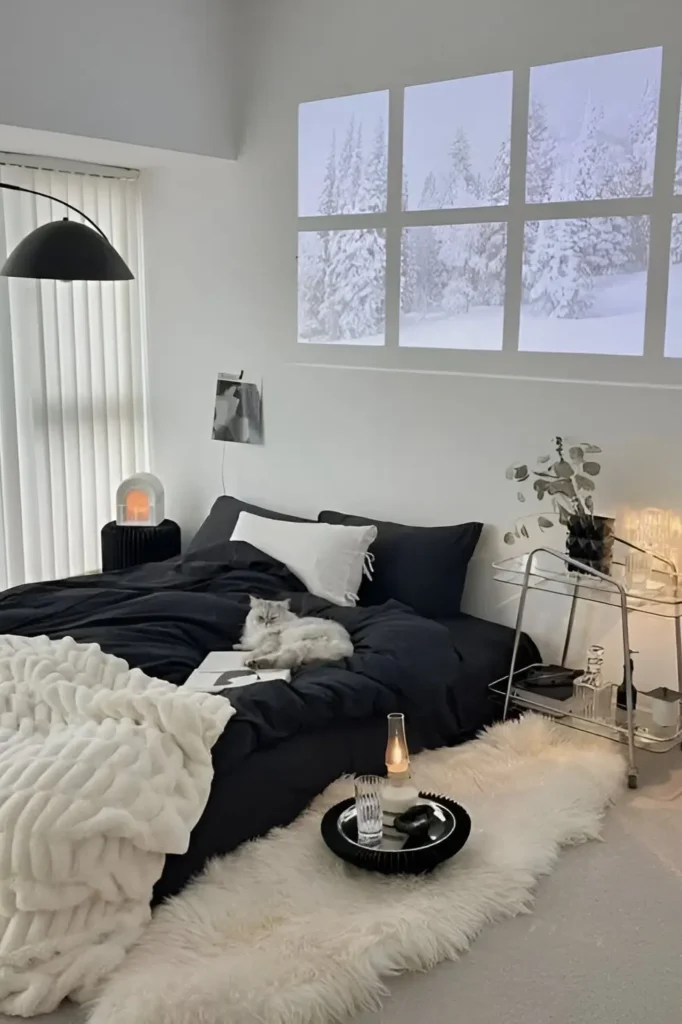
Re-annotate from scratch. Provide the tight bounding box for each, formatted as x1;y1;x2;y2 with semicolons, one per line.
212;375;263;444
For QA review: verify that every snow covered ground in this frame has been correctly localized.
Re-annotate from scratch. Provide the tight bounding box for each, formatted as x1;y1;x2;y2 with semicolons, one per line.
400;272;649;354
298;265;682;354
520;270;647;355
298;331;384;346
399;308;504;349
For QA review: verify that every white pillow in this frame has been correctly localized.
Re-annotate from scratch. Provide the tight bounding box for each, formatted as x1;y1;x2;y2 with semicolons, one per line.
230;511;377;606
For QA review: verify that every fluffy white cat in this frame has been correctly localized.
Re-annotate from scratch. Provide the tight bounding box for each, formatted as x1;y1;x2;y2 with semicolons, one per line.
234;597;353;670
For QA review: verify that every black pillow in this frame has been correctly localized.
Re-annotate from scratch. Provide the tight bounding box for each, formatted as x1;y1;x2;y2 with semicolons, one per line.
318;510;482;619
186;495;311;556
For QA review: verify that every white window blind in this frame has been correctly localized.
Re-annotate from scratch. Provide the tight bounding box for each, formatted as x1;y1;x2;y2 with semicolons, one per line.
0;159;149;589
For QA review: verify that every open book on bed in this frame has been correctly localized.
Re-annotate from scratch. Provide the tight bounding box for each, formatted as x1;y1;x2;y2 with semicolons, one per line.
183;650;291;691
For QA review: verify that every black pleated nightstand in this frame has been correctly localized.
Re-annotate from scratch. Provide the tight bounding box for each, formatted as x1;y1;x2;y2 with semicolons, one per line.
101;519;181;571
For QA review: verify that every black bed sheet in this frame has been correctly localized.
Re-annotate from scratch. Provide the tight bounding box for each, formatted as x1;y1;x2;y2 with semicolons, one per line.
153;610;536;901
154;611;538;902
0;545;500;763
0;543;539;902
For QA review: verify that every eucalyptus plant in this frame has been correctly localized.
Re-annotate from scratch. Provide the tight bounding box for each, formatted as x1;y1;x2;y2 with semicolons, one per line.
504;436;602;545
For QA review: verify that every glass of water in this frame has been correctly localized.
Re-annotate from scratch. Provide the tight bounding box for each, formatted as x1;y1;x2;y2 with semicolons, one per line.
354;775;383;848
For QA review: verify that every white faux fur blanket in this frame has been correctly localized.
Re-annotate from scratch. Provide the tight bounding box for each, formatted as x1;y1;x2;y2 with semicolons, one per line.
0;634;233;1017
91;715;625;1024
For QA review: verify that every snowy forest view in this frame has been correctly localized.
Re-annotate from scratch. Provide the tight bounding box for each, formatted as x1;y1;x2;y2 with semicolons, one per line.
298;91;388;344
298;47;682;355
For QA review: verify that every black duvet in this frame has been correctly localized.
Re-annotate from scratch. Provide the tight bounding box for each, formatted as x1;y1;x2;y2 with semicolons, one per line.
0;541;538;899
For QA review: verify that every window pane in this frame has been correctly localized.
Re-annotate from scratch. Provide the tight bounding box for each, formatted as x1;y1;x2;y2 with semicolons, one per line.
671;95;675;194
298;230;385;345
665;215;682;356
400;223;506;349
520;216;649;355
298;91;388;217
403;72;513;211
527;48;662;203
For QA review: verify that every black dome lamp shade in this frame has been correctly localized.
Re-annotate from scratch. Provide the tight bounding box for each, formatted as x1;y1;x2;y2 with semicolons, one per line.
0;182;134;282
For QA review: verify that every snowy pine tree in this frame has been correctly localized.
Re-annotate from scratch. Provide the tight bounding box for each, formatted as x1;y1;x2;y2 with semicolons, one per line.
526;101;609;318
672;216;682;266
313;115;386;340
336;116;357;214
569;102;629;282
526;100;556;203
606;84;659;271
401;172;417;313
330;229;385;339
524;100;557;299
350;123;363;213
485;137;510;206
443;127;482;207
305;130;339;338
298;238;326;339
408;173;447;316
623;81;659;198
672;116;682;264
572;100;611;201
529;217;593;318
469;139;511;306
317;130;339;216
439;225;476;314
318;120;354;339
358;119;387;212
334;117;389;338
419;169;441;211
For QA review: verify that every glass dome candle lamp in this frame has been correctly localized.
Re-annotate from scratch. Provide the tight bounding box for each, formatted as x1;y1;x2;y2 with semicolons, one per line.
116;473;165;527
382;713;420;823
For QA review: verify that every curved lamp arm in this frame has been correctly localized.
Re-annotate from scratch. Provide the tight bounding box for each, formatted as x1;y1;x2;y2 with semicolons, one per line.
0;181;108;239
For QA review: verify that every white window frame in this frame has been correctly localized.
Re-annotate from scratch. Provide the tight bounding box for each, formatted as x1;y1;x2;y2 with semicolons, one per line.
293;44;682;388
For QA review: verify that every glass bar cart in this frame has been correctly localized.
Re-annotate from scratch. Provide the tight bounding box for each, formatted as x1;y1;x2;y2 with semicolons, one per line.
490;542;682;789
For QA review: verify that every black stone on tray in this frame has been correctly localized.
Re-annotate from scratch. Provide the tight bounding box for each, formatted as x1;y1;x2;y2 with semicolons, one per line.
394;804;442;841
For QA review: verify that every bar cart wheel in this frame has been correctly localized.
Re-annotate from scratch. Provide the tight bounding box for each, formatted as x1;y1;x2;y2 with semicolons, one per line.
627;770;639;790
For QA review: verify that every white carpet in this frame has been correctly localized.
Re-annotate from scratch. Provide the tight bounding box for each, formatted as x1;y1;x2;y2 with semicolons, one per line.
89;715;625;1024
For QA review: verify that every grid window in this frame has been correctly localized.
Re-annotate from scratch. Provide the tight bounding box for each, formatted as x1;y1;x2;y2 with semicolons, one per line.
297;46;682;372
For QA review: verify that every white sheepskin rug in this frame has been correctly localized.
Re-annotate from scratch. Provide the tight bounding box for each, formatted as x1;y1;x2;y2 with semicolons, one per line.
90;715;625;1024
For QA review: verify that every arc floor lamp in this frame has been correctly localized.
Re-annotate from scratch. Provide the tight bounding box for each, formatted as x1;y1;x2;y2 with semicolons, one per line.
0;181;133;281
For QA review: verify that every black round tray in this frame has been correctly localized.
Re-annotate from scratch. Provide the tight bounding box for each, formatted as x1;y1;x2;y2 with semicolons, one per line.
321;792;471;875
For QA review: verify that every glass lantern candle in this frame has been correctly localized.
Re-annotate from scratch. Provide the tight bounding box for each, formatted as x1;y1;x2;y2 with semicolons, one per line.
382;713;419;820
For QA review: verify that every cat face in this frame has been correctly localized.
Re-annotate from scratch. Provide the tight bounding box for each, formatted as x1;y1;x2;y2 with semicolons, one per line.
248;596;292;628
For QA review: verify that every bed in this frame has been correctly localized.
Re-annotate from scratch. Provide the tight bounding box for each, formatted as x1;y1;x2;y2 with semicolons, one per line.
0;507;538;903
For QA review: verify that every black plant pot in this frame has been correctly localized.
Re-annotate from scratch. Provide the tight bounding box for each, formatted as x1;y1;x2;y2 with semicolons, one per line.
566;514;615;576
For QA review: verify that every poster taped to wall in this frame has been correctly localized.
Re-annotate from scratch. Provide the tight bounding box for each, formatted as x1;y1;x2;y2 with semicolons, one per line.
212;374;264;444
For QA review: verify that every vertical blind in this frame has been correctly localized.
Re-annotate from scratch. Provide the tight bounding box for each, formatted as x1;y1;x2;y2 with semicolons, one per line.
0;160;149;590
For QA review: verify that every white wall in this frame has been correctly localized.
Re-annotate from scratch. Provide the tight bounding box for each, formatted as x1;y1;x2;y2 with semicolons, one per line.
142;0;682;689
0;0;237;158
